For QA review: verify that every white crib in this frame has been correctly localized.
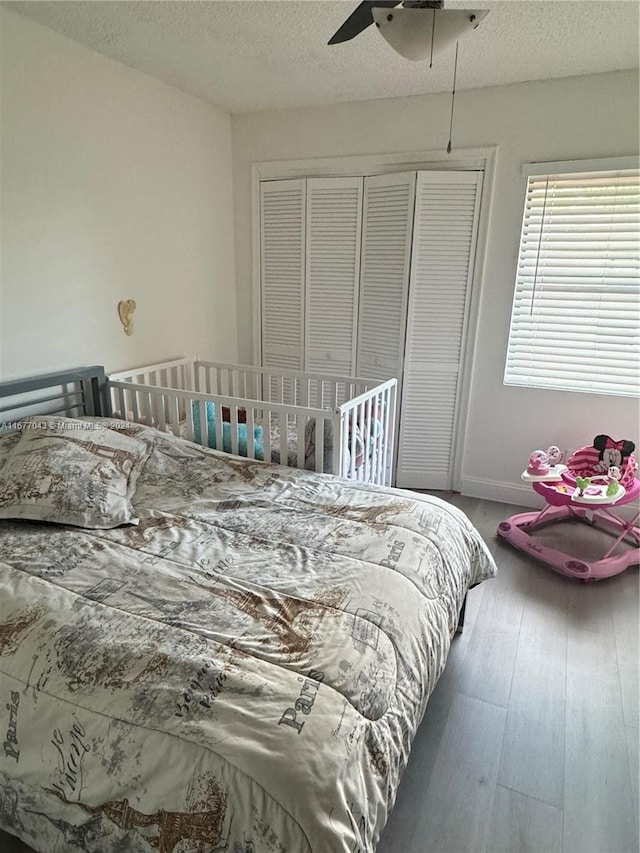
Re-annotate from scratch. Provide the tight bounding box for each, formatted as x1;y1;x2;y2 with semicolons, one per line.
108;358;397;486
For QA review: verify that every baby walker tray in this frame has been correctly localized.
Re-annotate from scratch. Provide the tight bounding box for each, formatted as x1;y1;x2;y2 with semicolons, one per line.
498;436;640;581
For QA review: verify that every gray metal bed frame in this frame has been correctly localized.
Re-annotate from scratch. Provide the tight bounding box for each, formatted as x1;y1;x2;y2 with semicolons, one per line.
0;366;110;425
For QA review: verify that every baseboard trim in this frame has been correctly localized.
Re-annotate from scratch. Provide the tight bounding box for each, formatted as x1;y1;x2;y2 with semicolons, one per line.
460;475;543;508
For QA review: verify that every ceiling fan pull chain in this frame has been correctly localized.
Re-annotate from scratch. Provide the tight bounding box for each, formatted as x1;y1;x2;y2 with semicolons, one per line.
446;40;459;154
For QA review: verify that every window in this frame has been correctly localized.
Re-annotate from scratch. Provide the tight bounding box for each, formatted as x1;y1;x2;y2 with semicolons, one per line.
504;157;640;396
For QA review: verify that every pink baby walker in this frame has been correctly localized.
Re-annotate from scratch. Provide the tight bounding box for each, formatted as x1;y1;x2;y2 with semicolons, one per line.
498;435;640;581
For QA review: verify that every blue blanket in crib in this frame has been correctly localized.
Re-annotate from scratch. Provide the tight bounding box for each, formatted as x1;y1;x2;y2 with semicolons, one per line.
193;401;264;460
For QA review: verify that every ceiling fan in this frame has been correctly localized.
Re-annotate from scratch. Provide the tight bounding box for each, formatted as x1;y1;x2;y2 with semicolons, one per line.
328;1;488;62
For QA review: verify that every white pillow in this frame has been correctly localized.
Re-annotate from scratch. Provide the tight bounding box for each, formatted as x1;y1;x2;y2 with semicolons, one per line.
0;417;150;528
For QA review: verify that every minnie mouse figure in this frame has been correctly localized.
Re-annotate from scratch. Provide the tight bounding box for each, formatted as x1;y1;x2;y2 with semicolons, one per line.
593;435;636;473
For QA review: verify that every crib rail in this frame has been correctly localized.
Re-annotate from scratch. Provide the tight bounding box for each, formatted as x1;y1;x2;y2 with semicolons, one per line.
192;360;375;409
109;358;397;485
108;380;341;474
338;378;397;486
110;357;195;392
111;358;378;409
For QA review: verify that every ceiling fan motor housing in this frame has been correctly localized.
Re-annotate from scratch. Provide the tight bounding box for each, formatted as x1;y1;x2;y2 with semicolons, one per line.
372;6;488;61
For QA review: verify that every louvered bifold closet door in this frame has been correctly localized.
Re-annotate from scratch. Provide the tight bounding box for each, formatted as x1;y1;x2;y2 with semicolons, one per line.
260;180;306;382
356;172;416;381
396;171;483;490
305;177;363;378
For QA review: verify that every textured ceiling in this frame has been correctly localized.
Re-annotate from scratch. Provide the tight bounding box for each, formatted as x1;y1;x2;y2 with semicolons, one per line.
4;0;639;113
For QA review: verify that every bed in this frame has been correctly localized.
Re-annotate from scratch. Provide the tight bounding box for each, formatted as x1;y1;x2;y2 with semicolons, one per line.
108;358;398;486
0;366;497;853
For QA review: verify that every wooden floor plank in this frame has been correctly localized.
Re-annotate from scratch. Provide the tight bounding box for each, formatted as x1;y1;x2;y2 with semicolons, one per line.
404;692;507;853
485;785;563;853
498;567;568;808
626;724;639;840
564;627;638;853
609;569;640;731
442;548;526;709
377;674;458;853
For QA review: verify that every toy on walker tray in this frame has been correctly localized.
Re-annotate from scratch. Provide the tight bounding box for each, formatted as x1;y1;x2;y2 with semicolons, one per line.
498;436;640;581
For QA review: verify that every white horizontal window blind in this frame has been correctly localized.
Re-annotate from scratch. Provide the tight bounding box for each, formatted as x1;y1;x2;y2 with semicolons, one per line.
504;160;640;396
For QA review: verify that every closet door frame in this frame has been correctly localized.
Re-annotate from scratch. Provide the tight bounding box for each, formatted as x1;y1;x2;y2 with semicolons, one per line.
251;146;497;490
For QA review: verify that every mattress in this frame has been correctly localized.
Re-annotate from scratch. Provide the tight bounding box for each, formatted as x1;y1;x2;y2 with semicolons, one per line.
0;420;497;852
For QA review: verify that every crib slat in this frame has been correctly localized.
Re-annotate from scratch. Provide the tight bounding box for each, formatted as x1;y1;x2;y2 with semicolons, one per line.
168;396;181;438
140;391;151;427
316;416;324;474
377;391;384;486
183;395;194;442
350;406;357;480
262;408;272;463
279;411;288;467
360;402;368;481
228;406;239;455
363;395;373;484
198;397;208;448
384;386;392;486
152;392;166;433
371;392;380;486
214;401;223;453
297;416;306;469
246;406;256;460
114;386;125;420
130;391;140;424
373;392;382;486
339;405;347;477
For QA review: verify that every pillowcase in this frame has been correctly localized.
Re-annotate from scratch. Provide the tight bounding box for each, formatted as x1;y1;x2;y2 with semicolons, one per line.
193;401;264;460
0;417;149;528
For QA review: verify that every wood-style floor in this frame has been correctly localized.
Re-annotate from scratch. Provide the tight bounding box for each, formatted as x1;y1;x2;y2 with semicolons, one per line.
1;494;638;853
377;494;639;853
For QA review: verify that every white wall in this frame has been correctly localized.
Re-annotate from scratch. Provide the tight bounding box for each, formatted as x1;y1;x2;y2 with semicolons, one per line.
0;8;237;379
231;70;640;505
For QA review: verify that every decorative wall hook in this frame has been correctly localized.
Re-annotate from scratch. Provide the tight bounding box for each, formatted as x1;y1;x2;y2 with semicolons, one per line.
117;299;136;336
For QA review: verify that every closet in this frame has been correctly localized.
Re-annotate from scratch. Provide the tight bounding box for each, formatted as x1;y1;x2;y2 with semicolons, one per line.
259;169;483;490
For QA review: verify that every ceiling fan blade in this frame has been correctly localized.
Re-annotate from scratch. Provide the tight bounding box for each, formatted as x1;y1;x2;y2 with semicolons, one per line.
328;1;400;45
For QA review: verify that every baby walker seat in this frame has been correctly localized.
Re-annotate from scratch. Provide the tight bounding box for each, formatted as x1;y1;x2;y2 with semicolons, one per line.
497;436;640;581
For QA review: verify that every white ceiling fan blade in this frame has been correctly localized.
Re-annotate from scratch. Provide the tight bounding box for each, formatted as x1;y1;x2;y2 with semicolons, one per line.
372;7;488;61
